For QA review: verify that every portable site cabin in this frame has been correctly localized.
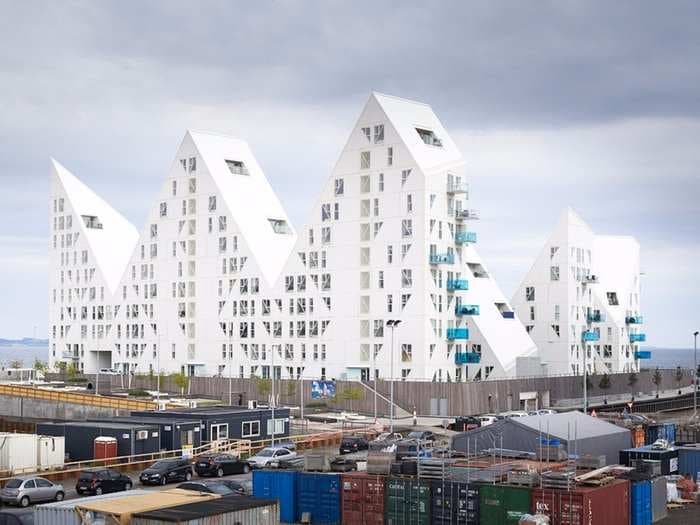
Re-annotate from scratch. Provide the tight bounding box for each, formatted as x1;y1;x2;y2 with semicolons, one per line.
451;411;631;465
87;416;203;452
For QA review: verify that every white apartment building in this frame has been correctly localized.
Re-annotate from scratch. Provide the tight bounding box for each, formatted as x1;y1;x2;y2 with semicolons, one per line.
48;93;538;381
511;209;646;376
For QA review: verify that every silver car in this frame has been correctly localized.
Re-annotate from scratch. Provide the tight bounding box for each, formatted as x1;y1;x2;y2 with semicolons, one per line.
0;477;65;507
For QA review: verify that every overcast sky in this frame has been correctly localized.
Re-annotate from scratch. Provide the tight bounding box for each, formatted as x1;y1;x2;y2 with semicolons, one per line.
1;2;698;348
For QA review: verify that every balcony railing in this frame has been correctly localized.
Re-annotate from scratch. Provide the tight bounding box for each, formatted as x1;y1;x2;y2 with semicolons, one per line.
582;331;600;342
630;333;647;343
587;312;605;323
446;181;469;194
446;328;469;340
446;279;469;291
455;209;480;221
501;311;515;319
582;274;598;284
456;304;480;316
626;315;643;325
455;352;481;365
634;350;652;360
429;253;454;265
455;231;477;244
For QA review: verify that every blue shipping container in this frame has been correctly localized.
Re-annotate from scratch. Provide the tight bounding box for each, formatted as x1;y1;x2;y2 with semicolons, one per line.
645;423;676;444
296;472;341;524
631;480;652;525
253;470;298;523
678;445;700;482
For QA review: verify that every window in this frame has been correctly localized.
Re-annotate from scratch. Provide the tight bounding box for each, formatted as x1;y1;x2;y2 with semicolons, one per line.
550;266;560;281
373;198;379;217
416;128;443;147
308;229;314;245
361;127;371;142
387;245;393;263
360;175;371;193
360;247;370;265
378;270;384;288
267;418;285;435
373;222;383;238
150;224;158;239
225;159;249;175
525;286;535;301
334;178;344;196
242;421;260;437
529;306;535;321
387;294;393;313
321;227;331;244
374;320;384;337
387;147;393;166
406;194;413;213
218;216;227;232
219;237;227;253
188;178;196;194
550;246;559;258
401;344;412;362
321;203;331;221
374;124;384;143
208;196;216;211
401;269;413;287
159;202;167;217
401;169;411;186
188;156;197;172
402;219;413;238
361;151;371;169
360;223;371;242
378;172;385;192
321;273;331;291
606;292;619;306
360;199;370;217
334;203;340;220
172;180;177;196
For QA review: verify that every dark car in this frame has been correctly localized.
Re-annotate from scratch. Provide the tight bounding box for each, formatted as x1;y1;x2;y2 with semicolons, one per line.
407;430;436;442
330;457;357;472
139;458;192;486
76;468;133;496
177;479;249;496
339;436;369;454
194;453;250;477
0;511;33;525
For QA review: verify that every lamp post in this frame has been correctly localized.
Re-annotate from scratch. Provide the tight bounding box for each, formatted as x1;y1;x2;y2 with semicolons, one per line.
271;344;276;447
386;320;401;433
228;322;233;406
694;331;698;418
373;342;377;424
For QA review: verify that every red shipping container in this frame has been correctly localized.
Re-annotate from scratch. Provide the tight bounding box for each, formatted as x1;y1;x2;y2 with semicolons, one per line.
531;479;629;525
341;472;385;525
94;436;118;460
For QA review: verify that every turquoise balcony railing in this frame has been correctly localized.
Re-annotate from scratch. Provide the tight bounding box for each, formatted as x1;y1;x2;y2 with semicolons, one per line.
455;231;477;244
456;304;480;316
455;352;481;364
587;312;606;323
446;279;469;291
429;253;454;265
626;315;643;324
446;328;469;340
582;331;600;342
630;333;647;343
634;350;652;359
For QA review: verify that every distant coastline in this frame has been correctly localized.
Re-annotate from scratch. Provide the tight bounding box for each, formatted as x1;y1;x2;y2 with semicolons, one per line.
0;338;49;347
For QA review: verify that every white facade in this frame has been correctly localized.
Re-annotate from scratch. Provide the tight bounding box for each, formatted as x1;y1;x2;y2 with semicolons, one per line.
511;209;645;376
48;93;537;381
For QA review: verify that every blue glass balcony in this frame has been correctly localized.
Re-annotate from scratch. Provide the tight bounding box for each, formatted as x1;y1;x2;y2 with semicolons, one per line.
634;350;652;359
455;231;477;244
587;312;606;323
630;333;647;343
456;304;480;316
446;279;469;291
447;328;469;340
626;315;643;324
582;331;600;342
501;311;515;319
455;352;481;365
429;253;454;265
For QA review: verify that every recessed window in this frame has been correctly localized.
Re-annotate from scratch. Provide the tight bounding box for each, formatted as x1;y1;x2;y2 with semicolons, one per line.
81;215;103;229
269;219;292;234
361;151;371;170
225;160;249;175
374;124;384;144
525;286;535;301
416;128;443;147
334;178;344;196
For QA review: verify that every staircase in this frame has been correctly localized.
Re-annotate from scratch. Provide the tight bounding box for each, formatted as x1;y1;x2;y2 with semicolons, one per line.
357;380;412;419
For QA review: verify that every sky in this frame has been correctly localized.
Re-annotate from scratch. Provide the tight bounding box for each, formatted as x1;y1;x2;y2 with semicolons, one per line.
0;2;698;348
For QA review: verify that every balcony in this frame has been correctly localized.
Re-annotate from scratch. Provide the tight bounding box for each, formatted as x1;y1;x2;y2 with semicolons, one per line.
581;274;598;284
455;209;480;221
447;181;469;194
634;350;652;360
446;279;469;291
582;331;600;342
429;253;454;265
456;304;480;316
455;352;481;365
501;311;515;319
446;328;469;341
61;352;79;360
630;333;647;343
587;312;606;323
626;315;643;325
455;231;477;244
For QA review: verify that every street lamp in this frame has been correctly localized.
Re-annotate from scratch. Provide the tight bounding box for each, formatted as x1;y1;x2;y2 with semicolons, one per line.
228;322;233;406
386;320;402;433
694;331;698;419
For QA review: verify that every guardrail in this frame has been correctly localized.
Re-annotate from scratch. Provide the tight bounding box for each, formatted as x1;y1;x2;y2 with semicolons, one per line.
0;384;158;411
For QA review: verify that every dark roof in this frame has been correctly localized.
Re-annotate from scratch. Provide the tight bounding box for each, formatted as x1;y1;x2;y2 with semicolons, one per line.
133;495;276;520
88;416;201;426
41;421;158;430
512;411;629;439
135;406;289;416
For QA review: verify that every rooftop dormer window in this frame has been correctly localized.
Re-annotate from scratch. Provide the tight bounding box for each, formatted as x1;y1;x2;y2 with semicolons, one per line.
81;215;103;229
416;127;443;147
269;219;292;234
225;160;249;176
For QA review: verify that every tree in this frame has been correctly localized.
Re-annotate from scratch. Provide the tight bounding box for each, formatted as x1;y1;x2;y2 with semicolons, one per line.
256;377;272;402
652;368;663;398
66;362;79;379
171;372;189;396
675;366;684;395
9;360;22;369
598;373;611;404
339;386;364;412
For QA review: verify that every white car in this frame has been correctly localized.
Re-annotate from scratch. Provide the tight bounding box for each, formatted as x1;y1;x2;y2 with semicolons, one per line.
478;415;498;426
503;411;528;418
247;447;297;468
99;368;121;375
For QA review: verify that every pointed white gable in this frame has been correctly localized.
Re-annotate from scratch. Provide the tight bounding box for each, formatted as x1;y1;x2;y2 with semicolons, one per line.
51;159;138;294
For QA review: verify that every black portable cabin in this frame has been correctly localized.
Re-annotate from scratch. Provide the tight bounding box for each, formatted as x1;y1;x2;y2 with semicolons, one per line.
87;416;203;451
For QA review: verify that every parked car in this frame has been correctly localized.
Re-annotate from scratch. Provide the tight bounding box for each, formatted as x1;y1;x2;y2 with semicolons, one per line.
194;453;251;477
177;479;248;495
330;457;357;472
76;468;133;495
407;430;436;442
537;409;557;415
0;477;64;507
451;416;481;431
139;458;193;485
0;510;33;524
247;447;297;469
478;415;498;426
374;432;402;442
99;368;121;375
503;411;528;418
339;436;369;454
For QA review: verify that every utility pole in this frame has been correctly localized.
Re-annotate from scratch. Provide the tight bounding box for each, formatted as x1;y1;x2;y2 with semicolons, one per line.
373;342;377;423
228;322;233;406
386;320;401;433
694;331;698;419
271;345;276;447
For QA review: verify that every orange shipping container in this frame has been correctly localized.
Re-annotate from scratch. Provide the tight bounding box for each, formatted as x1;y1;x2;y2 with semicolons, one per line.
632;426;645;448
341;472;385;525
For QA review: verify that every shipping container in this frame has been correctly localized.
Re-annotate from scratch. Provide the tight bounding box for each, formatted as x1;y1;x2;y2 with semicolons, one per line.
37;435;64;468
385;477;431;525
253;470;298;523
678;444;700;481
297;472;341;524
631;480;652;525
34;489;151;525
341;472;385;525
650;477;667;523
0;432;39;472
645;423;676;445
131;495;279;525
530;479;629;525
620;446;679;475
632;426;646;448
480;484;531;525
94;436;118;459
431;479;479;525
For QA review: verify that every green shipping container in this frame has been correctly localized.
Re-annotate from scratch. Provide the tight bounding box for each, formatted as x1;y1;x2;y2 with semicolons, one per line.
385;477;431;525
479;485;531;525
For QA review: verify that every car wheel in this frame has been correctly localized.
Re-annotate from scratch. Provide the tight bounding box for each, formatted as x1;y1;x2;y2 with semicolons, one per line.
95;487;103;496
20;496;29;508
185;471;192;481
216;468;224;478
160;477;167;486
243;464;250;474
124;482;132;491
55;491;65;502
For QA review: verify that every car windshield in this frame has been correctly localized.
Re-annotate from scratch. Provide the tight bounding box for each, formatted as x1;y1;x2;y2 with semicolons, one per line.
207;484;234;495
256;449;274;457
151;460;176;469
4;479;22;489
407;432;423;438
